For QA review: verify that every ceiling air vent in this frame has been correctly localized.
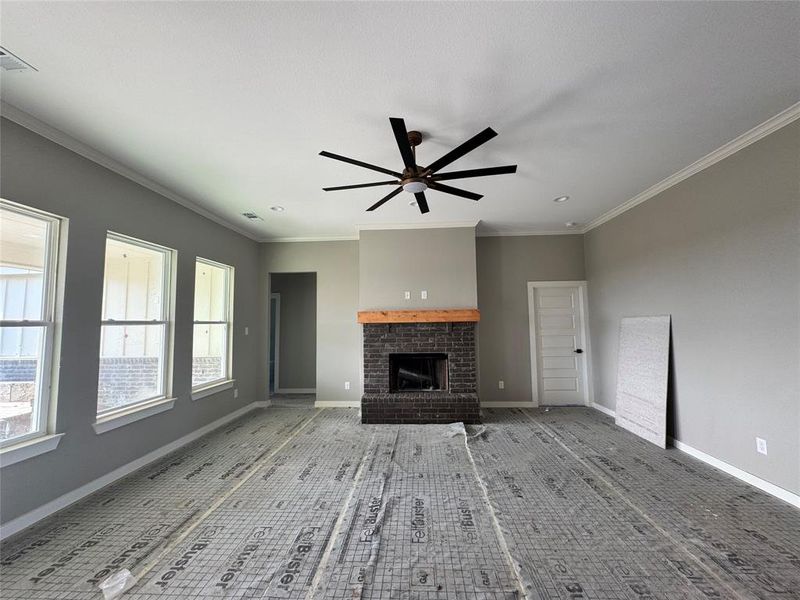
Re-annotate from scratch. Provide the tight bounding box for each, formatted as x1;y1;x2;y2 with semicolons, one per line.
0;47;37;72
241;212;263;221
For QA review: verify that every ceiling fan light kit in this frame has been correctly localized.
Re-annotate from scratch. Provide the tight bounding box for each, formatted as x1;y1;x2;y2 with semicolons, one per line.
402;179;427;194
320;117;517;214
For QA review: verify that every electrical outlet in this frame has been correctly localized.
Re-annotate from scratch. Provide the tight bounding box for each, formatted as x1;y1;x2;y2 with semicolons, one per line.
421;290;428;300
233;388;239;399
498;380;505;390
244;326;249;336
756;437;768;455
404;291;411;300
344;381;351;390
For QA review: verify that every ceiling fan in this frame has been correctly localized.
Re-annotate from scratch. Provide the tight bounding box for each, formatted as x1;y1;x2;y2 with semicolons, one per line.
319;117;517;214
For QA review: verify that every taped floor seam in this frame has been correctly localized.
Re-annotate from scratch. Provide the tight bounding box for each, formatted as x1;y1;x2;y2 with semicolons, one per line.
121;408;325;594
306;431;375;599
518;409;752;600
461;424;529;600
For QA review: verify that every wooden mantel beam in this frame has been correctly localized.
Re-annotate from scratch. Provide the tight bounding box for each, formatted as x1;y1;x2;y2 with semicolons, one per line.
357;309;480;324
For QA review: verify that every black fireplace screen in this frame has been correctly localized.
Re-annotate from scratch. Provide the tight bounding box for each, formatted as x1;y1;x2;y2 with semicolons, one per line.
389;353;448;392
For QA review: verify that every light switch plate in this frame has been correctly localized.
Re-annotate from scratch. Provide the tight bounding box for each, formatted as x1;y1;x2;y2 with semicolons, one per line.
244;326;249;336
345;381;351;390
233;388;239;399
404;291;411;300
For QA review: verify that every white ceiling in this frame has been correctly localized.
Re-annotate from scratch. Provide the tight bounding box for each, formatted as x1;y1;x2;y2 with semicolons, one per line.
1;1;798;241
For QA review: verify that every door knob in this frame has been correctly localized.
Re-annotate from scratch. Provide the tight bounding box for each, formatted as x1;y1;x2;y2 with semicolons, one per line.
574;349;584;354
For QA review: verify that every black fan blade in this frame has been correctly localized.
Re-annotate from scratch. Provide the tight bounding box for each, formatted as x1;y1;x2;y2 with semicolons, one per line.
424;127;498;173
414;192;430;214
366;186;403;212
320;151;402;178
428;181;483;201
390;117;417;169
432;165;517;181
323;180;398;191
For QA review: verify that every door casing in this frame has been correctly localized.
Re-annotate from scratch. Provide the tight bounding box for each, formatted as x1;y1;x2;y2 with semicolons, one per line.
527;280;594;407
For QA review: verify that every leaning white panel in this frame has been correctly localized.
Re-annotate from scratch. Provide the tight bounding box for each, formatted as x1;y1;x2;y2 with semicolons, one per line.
614;315;671;448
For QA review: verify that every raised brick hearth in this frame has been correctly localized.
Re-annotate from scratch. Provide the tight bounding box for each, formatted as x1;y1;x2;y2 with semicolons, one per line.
361;321;479;424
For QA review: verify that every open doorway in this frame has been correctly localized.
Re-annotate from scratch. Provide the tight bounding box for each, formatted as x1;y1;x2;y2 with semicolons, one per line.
269;273;317;403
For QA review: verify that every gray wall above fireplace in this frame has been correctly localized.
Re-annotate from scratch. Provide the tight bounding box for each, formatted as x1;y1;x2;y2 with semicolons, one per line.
359;227;478;310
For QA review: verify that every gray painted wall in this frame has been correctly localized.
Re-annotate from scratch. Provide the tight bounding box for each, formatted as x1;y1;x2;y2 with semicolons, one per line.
0;118;264;524
270;273;316;390
261;241;361;405
584;120;800;495
359;227;477;309
476;236;586;405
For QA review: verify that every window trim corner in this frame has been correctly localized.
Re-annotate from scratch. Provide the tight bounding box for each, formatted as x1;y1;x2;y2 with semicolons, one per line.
0;433;64;468
191;379;236;401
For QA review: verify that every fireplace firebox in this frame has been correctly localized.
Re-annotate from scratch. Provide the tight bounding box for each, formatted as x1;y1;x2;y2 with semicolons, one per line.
389;353;448;392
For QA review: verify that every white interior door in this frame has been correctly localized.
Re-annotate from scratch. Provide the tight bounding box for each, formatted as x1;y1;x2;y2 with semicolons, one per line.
529;283;589;406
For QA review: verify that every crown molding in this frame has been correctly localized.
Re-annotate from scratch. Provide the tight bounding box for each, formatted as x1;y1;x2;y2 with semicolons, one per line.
261;234;359;243
0;101;260;242
584;101;800;233
260;227;579;243
355;220;480;234
476;228;581;237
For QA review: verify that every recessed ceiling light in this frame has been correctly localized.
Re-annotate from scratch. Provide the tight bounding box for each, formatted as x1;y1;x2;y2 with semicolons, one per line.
553;195;570;203
565;221;577;228
270;206;285;212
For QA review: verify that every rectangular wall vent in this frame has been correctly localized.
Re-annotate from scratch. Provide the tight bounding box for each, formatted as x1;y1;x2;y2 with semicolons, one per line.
0;47;37;72
241;212;263;221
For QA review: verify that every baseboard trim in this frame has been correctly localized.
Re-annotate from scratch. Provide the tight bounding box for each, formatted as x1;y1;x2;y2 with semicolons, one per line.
668;438;800;509
588;404;800;509
276;388;316;394
0;400;270;540
591;403;616;418
314;401;360;408
481;402;535;408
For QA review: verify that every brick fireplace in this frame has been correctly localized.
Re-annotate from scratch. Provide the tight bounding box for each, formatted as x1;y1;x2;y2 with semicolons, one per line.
359;310;480;424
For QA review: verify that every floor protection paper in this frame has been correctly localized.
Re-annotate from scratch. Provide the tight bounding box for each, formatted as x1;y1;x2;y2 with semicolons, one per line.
2;406;799;600
467;408;800;600
1;407;521;599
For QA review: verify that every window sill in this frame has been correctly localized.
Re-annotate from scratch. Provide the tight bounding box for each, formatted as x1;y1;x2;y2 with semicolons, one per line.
191;379;235;401
1;433;65;468
93;397;176;435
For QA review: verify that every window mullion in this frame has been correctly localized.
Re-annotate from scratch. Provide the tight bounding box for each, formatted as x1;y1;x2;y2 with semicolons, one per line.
101;320;169;326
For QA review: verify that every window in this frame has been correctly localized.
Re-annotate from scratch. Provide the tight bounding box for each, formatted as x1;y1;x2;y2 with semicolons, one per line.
192;258;233;390
97;233;174;415
0;201;61;446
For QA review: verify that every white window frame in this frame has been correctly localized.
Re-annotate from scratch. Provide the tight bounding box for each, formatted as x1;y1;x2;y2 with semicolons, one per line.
0;199;62;449
192;257;234;394
96;232;175;418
